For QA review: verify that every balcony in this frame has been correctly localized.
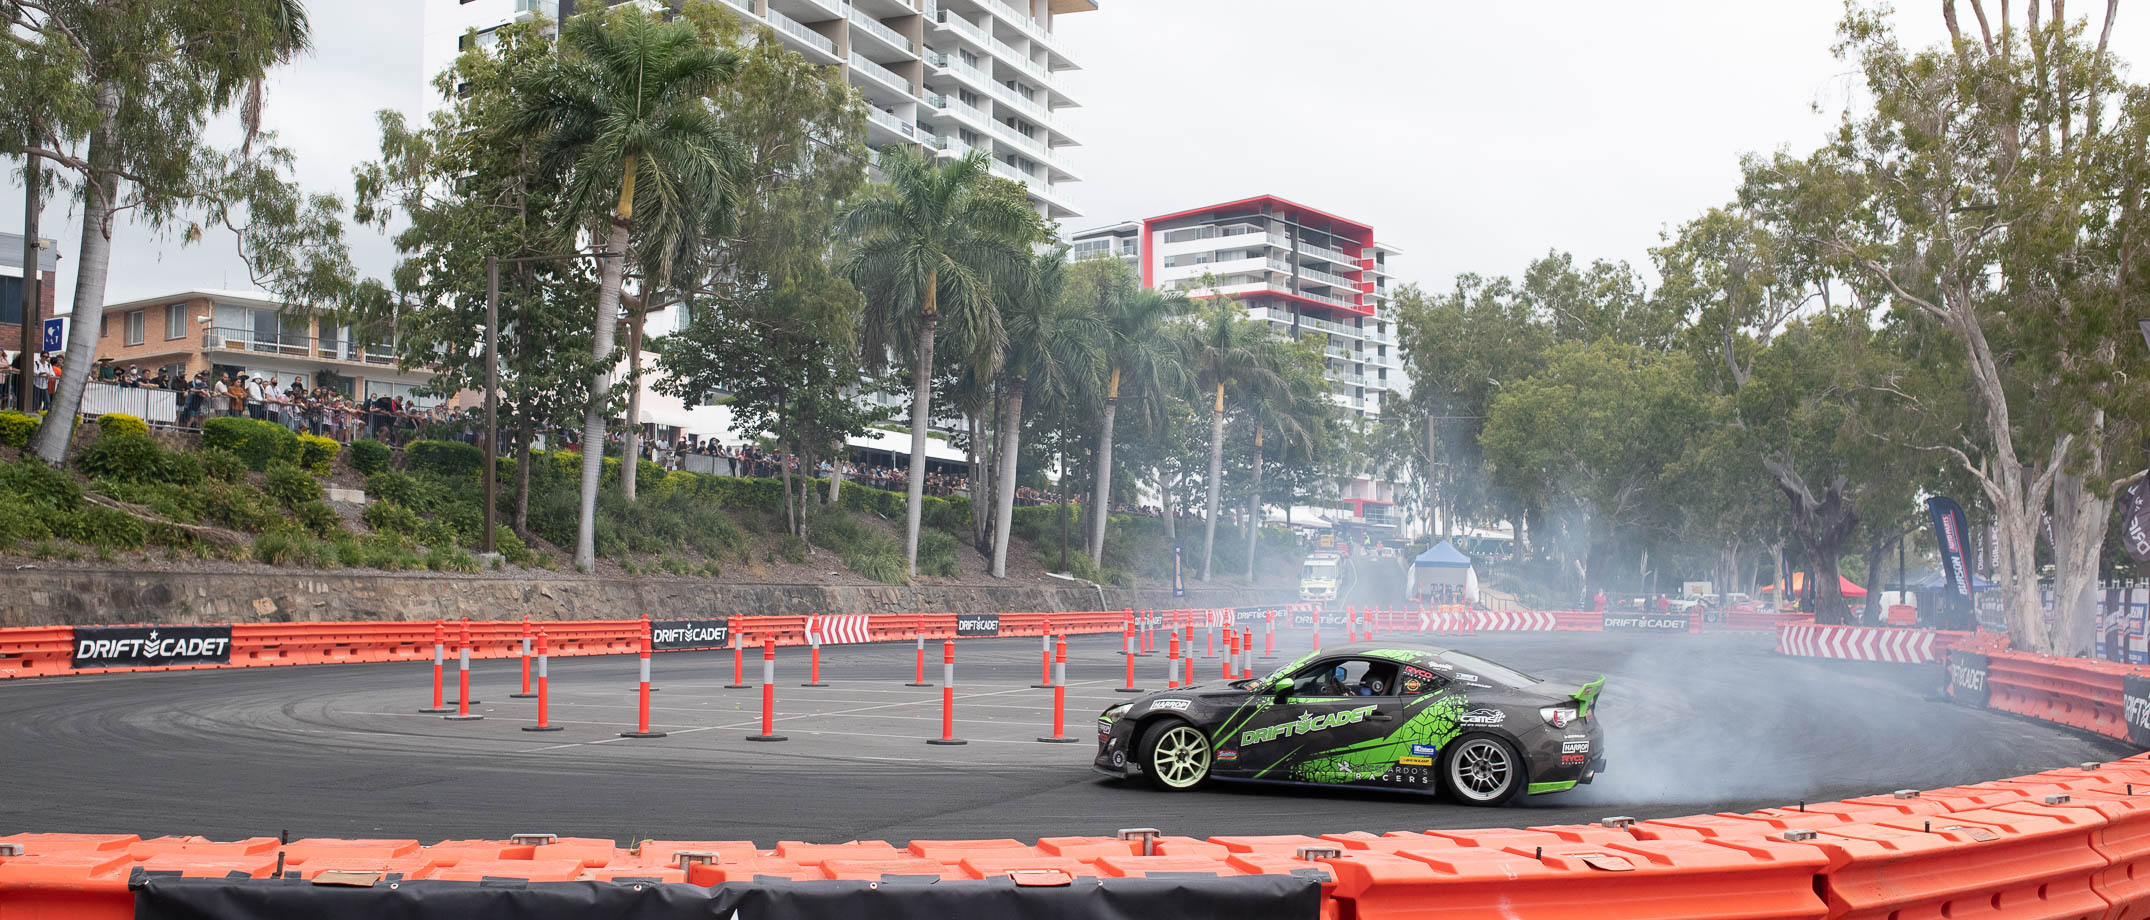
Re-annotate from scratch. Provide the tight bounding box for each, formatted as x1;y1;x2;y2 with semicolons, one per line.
985;117;1064;169
718;0;754;16
924;132;973;158
933;9;989;47
767;8;838;58
977;0;1065;60
866;106;918;140
847;6;917;56
925;93;992;129
985;81;1059;131
987;34;1057;90
1297;240;1360;265
1297;264;1358;289
927;52;993;92
203;327;402;368
850;53;912;96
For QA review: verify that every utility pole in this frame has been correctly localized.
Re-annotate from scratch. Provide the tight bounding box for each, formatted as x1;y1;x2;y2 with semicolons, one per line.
17;155;39;410
482;257;500;554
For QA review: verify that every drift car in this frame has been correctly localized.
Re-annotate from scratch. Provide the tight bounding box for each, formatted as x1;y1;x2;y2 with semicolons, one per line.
1094;643;1604;806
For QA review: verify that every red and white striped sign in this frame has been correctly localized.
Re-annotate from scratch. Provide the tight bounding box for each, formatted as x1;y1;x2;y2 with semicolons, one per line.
806;615;871;646
1474;611;1556;632
1776;624;1937;664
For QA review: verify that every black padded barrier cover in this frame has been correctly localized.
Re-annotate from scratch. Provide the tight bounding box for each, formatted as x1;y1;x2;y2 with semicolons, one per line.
136;872;1323;920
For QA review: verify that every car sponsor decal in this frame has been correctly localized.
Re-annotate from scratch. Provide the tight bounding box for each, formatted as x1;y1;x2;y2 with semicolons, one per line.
1562;739;1591;753
1217;750;1238;761
1560;753;1587;765
1398;755;1432;766
1267;696;1468;786
1240;705;1379;747
1458;708;1506;725
1147;698;1191;712
1411;743;1439;756
1401;677;1426;694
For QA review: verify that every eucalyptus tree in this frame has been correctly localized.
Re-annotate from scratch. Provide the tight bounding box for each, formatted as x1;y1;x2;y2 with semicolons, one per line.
509;6;744;571
840;147;1036;576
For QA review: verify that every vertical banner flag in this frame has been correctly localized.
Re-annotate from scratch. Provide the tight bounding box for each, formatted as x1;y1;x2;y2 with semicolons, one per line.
1172;545;1186;598
1928;496;1972;602
2122;478;2150;564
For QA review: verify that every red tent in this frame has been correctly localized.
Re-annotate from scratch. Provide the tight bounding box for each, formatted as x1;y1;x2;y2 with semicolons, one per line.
1837;575;1867;598
1762;574;1867;597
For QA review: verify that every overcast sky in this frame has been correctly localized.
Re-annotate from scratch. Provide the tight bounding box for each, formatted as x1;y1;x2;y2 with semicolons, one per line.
8;1;2145;310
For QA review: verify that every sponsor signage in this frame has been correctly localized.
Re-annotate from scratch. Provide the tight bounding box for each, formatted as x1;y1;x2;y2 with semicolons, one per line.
2123;480;2150;564
1290;610;1317;629
1602;613;1690;632
1318;610;1349;626
2126;675;2150;747
1928;496;1973;601
956;613;1000;638
73;625;232;669
1948;651;1991;709
1232;607;1275;625
650;618;729;651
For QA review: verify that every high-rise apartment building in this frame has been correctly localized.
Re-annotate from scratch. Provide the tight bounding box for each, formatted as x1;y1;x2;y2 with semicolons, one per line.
420;0;1093;220
1070;196;1403;421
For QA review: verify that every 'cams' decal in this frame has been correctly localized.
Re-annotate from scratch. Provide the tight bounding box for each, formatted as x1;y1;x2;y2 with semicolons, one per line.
1147;699;1191;712
1459;708;1506;725
1240;706;1379;746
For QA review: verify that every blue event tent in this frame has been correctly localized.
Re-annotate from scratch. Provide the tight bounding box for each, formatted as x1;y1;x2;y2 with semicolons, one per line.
1407;540;1478;602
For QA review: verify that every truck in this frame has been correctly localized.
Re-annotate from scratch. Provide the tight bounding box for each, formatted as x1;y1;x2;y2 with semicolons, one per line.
1299;552;1348;604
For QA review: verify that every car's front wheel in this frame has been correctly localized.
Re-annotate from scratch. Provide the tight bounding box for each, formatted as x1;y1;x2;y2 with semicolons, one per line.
1139;720;1212;791
1441;733;1523;806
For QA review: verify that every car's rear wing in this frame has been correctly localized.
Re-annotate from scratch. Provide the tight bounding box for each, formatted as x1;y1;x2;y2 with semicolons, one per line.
1574;677;1605;718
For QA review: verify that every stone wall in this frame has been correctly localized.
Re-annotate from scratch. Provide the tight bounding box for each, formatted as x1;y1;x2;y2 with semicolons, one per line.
0;568;1298;626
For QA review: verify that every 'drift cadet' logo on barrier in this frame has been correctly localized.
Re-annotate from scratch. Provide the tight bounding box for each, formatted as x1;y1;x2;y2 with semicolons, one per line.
650;618;729;651
72;625;232;669
956;614;1000;638
2125;675;2150;747
1947;651;1991;709
1291;610;1317;629
1602;613;1690;631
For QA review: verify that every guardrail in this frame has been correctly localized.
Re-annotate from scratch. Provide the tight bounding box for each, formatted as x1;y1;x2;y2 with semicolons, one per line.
6;611;2150;917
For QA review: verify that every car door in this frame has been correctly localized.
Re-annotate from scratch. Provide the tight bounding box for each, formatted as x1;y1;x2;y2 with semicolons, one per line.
1221;658;1404;784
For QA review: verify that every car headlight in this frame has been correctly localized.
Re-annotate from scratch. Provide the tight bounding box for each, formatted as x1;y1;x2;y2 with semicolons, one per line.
1100;703;1132;724
1540;706;1579;729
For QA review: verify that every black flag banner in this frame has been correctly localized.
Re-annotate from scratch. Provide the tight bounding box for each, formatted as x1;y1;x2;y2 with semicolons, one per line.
1927;496;1972;603
2122;478;2150;564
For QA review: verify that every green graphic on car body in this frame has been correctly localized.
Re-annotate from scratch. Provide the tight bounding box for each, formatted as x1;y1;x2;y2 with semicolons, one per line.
1281;693;1467;783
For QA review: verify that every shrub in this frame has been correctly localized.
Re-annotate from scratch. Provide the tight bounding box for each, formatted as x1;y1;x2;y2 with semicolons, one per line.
425;545;480;573
200;480;280;532
849;550;907;585
407;439;483;479
253;530;331;567
263;461;323;508
917;528;961;578
62;505;147;551
294;500;342;537
0;456;82;510
0;492;56;545
362;500;424;535
74;435;163;483
492;526;534;567
296;433;338;475
346;438;391;475
0;410;38;447
201;417;297;470
922;495;971;533
96;413;148;439
364;471;428;509
776;535;808;565
200;448;248;483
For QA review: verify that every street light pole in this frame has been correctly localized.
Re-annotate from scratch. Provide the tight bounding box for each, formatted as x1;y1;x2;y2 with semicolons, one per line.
483;257;501;554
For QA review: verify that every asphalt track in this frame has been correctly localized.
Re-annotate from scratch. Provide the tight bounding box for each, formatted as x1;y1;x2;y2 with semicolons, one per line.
0;622;2132;845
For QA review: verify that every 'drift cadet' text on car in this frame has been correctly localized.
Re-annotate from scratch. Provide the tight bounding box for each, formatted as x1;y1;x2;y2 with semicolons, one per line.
1094;643;1605;805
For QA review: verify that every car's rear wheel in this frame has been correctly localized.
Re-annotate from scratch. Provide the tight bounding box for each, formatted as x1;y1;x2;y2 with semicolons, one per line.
1139;720;1212;791
1441;733;1523;806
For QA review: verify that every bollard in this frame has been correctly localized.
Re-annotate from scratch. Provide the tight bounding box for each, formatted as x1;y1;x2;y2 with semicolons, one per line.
725;629;749;689
748;638;786;742
1040;636;1077;743
907;623;931;687
522;630;562;732
1034;622;1054;689
1182;624;1193;660
1206;622;1215;660
420;620;450;713
1223;630;1236;681
1263;611;1276;660
445;619;484;721
1241;629;1255;679
803;623;828;688
1167;632;1182;689
512;617;536;698
928;640;965;745
620;630;664;738
1118;629;1143;693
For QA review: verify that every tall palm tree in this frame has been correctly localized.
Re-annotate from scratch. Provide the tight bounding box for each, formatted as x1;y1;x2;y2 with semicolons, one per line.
1238;351;1328;580
841;147;1035;576
1182;293;1284;581
989;249;1102;577
1088;278;1189;566
510;7;743;571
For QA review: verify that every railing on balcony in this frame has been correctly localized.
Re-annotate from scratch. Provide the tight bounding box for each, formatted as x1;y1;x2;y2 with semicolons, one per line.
986;118;1058;165
767;8;836;56
928;52;993;92
847;6;916;55
204;326;402;366
985;80;1057;129
926;92;990;126
934;9;987;44
977;0;1063;59
850;53;911;94
718;0;755;16
1297;240;1360;265
865;106;918;139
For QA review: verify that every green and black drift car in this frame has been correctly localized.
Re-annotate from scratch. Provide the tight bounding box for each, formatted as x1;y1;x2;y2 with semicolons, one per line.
1093;642;1605;806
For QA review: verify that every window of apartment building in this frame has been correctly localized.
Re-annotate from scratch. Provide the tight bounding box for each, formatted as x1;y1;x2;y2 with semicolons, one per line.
957;128;979;145
957;89;980;107
364;380;440;409
0;276;21;326
124;309;145;346
165;303;189;340
1123;238;1140;256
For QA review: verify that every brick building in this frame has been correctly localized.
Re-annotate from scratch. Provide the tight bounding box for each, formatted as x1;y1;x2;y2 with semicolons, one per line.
92;289;454;405
0;231;60;355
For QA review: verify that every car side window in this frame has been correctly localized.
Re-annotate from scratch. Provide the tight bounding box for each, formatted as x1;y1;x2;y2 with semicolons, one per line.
1396;664;1450;697
1286;659;1402;698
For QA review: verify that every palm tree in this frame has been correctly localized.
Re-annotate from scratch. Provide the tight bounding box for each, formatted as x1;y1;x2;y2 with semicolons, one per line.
1087;275;1189;566
989;249;1103;577
1182;292;1284;581
1238;351;1328;580
510;8;742;572
841;147;1036;577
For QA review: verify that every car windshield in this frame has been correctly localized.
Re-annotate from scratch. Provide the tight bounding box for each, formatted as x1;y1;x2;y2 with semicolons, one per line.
1440;652;1539;687
1301;562;1337;580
